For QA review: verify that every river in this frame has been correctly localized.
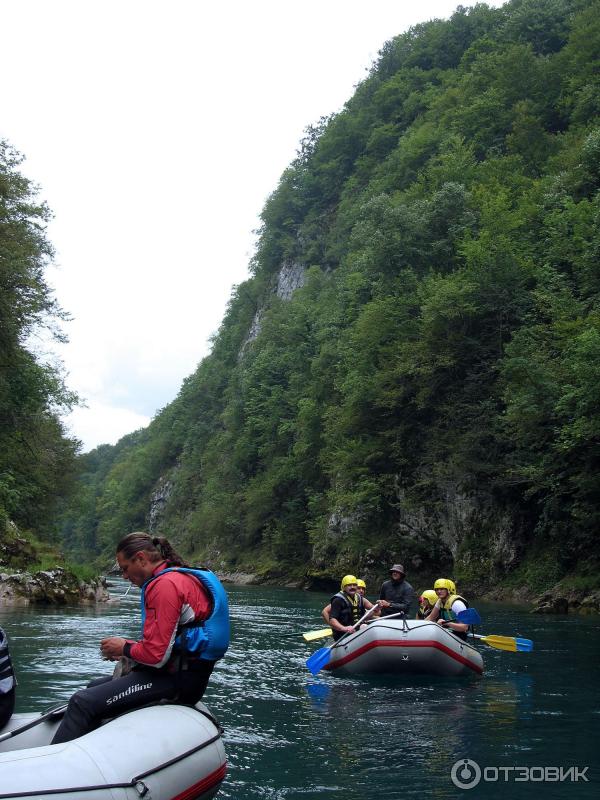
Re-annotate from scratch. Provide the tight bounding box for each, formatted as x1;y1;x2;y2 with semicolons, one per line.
0;581;597;799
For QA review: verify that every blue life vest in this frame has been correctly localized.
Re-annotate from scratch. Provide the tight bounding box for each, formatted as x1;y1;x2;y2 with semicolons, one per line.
141;567;230;661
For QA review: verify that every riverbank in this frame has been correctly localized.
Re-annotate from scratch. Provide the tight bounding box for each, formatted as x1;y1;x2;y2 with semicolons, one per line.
0;567;109;605
0;525;109;606
218;568;600;615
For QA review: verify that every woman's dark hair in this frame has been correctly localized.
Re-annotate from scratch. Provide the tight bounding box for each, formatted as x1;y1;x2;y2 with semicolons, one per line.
116;532;188;567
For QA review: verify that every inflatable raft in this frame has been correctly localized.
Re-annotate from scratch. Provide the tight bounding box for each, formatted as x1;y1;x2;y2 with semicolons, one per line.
324;618;484;677
0;700;226;800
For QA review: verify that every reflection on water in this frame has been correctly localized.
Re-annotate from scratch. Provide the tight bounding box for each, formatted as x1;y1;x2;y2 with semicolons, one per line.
1;582;598;799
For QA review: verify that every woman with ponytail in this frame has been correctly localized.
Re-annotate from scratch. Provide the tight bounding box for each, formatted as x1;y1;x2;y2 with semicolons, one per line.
52;532;229;744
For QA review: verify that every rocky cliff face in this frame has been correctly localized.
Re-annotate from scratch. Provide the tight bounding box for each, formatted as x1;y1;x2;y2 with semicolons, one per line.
239;309;264;358
0;568;109;606
275;260;305;300
310;481;529;591
532;585;600;615
148;475;175;532
239;260;306;357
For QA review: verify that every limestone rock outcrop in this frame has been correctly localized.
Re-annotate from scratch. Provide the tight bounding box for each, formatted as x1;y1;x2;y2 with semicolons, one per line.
533;585;600;615
0;568;109;606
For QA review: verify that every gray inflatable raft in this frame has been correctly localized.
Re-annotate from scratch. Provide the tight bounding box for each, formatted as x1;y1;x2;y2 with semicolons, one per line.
325;618;484;677
0;701;226;799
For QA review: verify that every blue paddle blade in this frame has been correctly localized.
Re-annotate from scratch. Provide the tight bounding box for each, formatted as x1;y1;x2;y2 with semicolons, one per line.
306;646;333;675
516;638;534;652
456;608;482;626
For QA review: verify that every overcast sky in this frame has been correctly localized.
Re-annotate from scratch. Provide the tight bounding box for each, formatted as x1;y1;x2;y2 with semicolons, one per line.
2;0;505;452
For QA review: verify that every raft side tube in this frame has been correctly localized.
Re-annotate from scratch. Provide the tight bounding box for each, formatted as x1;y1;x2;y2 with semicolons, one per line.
326;619;484;676
0;702;226;800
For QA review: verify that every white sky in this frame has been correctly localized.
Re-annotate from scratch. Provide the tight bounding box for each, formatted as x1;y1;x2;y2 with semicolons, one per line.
2;0;505;452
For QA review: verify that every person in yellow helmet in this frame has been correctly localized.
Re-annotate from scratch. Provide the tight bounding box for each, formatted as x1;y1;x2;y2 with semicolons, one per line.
416;589;438;620
321;577;370;624
426;578;469;639
328;575;380;640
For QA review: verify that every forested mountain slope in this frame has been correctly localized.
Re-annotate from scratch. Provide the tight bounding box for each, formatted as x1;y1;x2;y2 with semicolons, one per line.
58;0;600;596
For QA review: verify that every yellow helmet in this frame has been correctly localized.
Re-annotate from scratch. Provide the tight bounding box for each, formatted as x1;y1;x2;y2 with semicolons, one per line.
419;590;438;606
434;578;455;592
341;574;358;589
356;579;366;589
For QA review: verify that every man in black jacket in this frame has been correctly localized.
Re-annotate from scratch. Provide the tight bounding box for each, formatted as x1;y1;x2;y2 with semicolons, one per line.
378;564;414;617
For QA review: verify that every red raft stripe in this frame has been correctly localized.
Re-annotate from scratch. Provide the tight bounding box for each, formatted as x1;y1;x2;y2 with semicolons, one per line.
325;639;483;674
169;761;227;800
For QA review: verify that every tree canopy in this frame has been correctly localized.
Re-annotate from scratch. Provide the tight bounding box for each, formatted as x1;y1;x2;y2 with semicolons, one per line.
55;0;600;590
0;142;79;535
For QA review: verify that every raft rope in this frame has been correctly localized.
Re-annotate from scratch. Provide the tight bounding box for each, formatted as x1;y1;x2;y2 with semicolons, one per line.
329;610;408;651
330;616;481;654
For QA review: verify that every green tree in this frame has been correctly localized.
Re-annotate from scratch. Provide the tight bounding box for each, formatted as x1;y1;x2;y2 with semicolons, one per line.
0;141;79;532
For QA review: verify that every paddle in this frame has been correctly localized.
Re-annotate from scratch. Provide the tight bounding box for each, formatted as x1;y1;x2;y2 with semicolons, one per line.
302;608;479;643
0;702;67;744
515;637;534;651
469;633;534;652
302;609;408;641
306;604;380;675
454;608;481;626
303;627;332;641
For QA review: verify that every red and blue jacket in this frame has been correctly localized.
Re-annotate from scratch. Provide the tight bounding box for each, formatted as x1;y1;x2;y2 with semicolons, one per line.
123;562;229;667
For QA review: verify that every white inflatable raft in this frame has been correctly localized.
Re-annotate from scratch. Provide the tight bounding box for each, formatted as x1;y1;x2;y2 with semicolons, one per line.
0;701;226;800
325;618;484;677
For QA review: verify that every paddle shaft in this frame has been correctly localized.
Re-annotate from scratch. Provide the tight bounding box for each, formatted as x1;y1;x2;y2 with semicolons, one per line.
368;610;405;622
305;608;411;675
0;704;67;743
303;609;407;642
327;602;393;648
305;608;474;643
331;601;381;639
306;604;380;671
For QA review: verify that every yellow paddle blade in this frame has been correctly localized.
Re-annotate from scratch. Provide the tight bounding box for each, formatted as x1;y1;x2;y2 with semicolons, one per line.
480;635;518;652
302;627;333;641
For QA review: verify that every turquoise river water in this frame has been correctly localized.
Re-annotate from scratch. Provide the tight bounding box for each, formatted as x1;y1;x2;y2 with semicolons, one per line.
0;581;598;799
